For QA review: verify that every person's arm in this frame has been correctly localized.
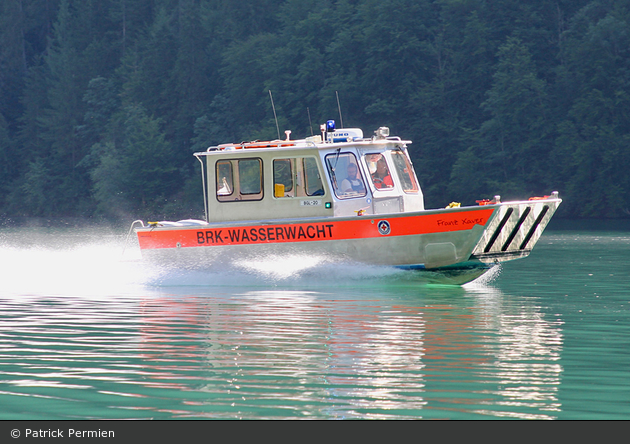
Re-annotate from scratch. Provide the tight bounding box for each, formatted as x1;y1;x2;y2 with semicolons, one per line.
340;179;351;192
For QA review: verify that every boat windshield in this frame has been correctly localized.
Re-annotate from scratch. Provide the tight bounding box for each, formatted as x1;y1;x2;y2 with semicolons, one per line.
390;149;419;193
325;152;367;199
365;153;394;190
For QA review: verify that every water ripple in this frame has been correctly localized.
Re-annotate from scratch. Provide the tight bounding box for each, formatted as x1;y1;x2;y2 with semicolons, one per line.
1;228;629;419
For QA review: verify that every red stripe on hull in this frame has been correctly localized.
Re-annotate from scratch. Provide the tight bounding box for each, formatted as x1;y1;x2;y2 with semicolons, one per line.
137;208;494;250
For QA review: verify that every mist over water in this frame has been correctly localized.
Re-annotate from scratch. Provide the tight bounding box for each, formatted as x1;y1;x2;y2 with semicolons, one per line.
1;226;629;419
1;231;148;297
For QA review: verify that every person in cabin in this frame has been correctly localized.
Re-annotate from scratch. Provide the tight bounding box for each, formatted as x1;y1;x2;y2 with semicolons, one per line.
341;162;366;194
371;157;393;189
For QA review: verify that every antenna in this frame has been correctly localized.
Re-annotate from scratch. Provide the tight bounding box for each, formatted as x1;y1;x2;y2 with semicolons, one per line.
269;90;280;140
336;91;344;128
307;107;314;136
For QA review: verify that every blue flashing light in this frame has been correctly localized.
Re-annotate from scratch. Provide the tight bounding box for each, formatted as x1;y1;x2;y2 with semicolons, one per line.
326;120;336;132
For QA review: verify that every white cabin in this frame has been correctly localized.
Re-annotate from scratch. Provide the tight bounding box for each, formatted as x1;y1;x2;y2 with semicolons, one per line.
193;122;425;223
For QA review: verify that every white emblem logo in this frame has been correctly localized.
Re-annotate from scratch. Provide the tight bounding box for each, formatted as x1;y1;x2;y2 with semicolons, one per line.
377;220;391;235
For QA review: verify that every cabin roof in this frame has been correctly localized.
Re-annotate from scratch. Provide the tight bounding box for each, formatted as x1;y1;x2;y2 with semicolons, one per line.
193;126;411;157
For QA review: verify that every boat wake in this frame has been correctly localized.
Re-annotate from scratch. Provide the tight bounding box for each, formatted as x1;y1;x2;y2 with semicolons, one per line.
143;253;500;288
1;235;501;297
142;253;412;288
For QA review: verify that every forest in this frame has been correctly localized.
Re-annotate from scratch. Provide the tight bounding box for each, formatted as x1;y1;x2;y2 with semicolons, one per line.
1;0;629;223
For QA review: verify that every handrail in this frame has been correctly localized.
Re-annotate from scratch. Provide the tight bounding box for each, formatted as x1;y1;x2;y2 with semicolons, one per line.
196;155;209;222
121;219;144;258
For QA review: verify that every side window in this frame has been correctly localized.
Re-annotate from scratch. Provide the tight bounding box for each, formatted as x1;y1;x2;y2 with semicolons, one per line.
303;157;324;196
238;158;262;195
391;150;419;193
366;153;394;190
216;161;233;196
273;159;294;198
325;152;366;199
274;157;325;198
216;158;263;202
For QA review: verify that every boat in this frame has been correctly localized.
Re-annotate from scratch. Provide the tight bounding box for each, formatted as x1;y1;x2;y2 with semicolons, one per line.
132;120;561;285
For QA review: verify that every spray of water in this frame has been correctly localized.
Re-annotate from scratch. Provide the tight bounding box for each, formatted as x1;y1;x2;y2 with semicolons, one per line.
464;264;502;288
0;241;155;297
0;228;499;296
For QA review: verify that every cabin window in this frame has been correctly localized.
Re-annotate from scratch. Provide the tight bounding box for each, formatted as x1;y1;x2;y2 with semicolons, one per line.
216;160;233;196
391;149;419;193
238;158;262;195
303;157;324;196
325;152;367;199
273;159;294;197
216;158;263;202
365;153;394;190
273;157;325;198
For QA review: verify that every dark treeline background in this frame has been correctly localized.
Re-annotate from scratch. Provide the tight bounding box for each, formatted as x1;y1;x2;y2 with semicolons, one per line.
1;0;629;222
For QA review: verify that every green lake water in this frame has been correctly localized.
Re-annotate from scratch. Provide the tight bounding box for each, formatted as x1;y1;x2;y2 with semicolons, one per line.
0;224;628;420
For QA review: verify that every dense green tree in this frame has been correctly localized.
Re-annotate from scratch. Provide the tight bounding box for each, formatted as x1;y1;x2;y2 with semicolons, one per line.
0;0;28;129
1;0;629;220
0;113;12;206
78;76;121;149
219;32;281;140
478;37;550;198
406;3;496;208
33;0;94;215
91;104;179;218
167;0;218;163
554;1;630;217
